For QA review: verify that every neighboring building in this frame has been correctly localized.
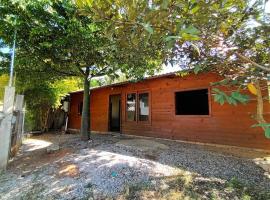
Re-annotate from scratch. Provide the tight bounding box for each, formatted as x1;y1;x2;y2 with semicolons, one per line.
67;72;270;150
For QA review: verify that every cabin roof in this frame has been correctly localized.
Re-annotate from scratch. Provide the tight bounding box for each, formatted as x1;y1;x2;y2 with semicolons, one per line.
69;71;183;94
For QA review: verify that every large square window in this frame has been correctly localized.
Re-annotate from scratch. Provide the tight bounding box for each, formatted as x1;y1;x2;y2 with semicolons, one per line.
175;89;209;115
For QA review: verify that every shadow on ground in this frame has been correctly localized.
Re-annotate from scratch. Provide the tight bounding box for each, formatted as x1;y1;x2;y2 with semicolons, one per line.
0;133;269;200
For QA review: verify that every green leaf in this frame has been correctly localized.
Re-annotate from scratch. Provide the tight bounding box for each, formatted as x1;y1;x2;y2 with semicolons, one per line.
251;123;270;128
214;94;225;105
212;88;226;96
164;35;181;42
212;88;221;93
181;33;200;41
75;0;93;8
191;5;200;14
182;25;200;35
265;128;270;139
180;25;201;40
165;40;175;49
39;42;52;48
194;65;201;74
225;96;237;106
231;80;238;85
210;82;219;86
220;79;229;85
231;91;240;98
141;23;154;34
231;92;249;104
161;0;169;9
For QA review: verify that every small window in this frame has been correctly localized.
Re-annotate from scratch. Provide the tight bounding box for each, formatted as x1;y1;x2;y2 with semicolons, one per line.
175;89;209;115
139;93;149;121
78;102;83;115
126;93;136;121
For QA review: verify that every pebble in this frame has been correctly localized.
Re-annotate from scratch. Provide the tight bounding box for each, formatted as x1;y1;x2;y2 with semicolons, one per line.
0;134;269;200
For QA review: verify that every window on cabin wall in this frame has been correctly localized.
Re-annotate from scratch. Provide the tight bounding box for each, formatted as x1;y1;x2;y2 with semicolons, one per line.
126;93;136;121
139;93;149;121
78;102;83;115
175;89;209;115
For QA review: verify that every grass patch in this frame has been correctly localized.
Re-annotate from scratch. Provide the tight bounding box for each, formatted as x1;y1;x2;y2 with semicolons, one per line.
124;181;154;199
225;177;270;200
120;175;270;200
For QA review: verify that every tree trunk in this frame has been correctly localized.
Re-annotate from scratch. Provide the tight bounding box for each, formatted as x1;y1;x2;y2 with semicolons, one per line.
44;108;50;132
254;80;267;130
80;67;90;140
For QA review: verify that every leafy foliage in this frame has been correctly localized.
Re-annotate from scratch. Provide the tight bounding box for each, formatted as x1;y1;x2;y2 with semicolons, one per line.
16;75;83;131
251;123;270;139
265;128;270;139
0;0;173;136
75;0;269;95
0;74;9;102
212;88;250;106
0;0;269;137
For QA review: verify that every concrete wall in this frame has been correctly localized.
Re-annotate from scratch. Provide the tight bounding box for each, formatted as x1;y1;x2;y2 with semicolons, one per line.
0;87;15;170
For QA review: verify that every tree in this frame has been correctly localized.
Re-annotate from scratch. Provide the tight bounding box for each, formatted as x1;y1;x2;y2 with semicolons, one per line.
0;74;9;102
168;0;270;137
0;0;168;139
0;0;114;139
1;0;269;139
16;76;83;132
75;0;270;137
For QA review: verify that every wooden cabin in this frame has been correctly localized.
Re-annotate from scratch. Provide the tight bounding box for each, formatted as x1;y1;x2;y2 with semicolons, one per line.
67;72;270;150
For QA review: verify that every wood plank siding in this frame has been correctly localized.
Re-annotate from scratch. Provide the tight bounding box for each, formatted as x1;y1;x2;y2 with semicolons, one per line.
68;72;270;150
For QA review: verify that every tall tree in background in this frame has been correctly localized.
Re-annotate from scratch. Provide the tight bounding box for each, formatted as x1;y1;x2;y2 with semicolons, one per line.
0;0;117;139
0;0;168;139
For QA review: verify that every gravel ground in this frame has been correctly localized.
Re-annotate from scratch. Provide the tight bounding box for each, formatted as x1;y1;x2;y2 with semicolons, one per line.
0;133;269;200
157;140;270;189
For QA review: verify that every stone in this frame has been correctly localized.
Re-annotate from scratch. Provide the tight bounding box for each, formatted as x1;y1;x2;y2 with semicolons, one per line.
46;144;60;153
116;138;168;152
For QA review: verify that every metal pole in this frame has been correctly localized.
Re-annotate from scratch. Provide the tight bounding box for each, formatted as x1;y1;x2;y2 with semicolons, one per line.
9;29;16;87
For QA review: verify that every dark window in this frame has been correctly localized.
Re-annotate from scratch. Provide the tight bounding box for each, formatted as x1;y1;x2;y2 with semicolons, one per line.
139;93;149;121
78;102;83;115
126;93;136;121
175;89;209;115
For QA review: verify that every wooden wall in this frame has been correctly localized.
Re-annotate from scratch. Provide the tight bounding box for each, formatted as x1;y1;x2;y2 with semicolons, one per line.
68;72;270;150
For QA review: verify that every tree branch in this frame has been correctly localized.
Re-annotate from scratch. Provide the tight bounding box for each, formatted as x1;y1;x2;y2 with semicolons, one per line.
75;64;86;76
235;52;270;72
41;61;79;76
47;65;79;76
202;37;270;73
91;66;110;78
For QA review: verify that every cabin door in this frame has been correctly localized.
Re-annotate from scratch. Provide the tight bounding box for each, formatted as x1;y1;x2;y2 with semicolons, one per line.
109;94;121;132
